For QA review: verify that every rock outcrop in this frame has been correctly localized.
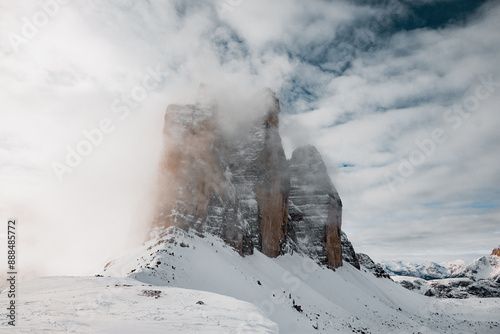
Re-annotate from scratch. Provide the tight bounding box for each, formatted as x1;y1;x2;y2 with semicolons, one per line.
287;145;343;269
153;103;224;233
341;232;360;269
151;87;349;269
424;279;500;298
152;89;289;259
492;247;500;257
357;253;392;279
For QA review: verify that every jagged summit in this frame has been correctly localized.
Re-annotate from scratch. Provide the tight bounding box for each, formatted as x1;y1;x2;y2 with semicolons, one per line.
150;87;352;269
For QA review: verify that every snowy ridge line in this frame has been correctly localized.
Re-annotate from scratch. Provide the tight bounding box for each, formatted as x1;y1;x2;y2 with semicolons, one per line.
100;227;500;333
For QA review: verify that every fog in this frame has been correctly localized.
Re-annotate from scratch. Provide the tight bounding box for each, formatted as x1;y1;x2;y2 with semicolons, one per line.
0;1;296;280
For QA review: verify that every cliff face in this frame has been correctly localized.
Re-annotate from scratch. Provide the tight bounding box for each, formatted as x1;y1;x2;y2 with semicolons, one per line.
152;89;289;259
287;145;343;269
153;103;225;232
341;231;360;269
222;90;290;257
152;88;345;268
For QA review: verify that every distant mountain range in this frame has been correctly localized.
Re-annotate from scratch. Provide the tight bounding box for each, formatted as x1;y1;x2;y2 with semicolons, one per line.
379;247;500;298
379;259;469;280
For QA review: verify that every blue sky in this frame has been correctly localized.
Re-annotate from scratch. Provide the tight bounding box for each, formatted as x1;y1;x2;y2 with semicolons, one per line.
1;0;499;276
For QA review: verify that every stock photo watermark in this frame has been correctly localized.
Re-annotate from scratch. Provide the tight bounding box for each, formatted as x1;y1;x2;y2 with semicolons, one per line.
51;64;167;182
385;74;500;192
5;219;17;327
7;0;70;54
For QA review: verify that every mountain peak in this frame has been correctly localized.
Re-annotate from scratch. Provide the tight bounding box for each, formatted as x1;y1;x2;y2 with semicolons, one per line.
491;247;500;257
151;89;349;269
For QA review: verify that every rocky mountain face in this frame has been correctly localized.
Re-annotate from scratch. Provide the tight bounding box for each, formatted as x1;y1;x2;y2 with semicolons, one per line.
491;247;500;257
388;248;500;298
287;145;343;268
151;88;361;270
341;231;360;270
357;253;392;279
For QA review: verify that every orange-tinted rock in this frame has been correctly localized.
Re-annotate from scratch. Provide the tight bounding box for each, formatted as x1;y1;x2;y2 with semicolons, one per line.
326;204;343;269
151;88;347;269
153;103;225;232
152;88;289;258
255;105;289;257
492;247;500;257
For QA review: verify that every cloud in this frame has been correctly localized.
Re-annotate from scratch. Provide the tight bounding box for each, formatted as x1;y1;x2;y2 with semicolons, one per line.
298;1;500;263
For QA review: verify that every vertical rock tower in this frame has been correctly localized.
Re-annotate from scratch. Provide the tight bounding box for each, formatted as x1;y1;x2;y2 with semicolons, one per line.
151;86;348;269
287;145;343;269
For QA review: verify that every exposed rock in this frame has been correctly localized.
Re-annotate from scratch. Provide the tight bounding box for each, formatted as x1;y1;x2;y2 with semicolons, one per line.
491;247;500;257
151;87;356;270
357;253;392;279
341;232;360;269
152;88;289;258
287;145;343;268
153;103;224;233
140;290;162;298
398;278;427;292
423;279;500;299
230;89;290;257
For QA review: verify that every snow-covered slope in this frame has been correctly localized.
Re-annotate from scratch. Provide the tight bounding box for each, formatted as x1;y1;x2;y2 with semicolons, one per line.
457;255;500;281
100;227;500;333
3;230;499;333
0;276;278;333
